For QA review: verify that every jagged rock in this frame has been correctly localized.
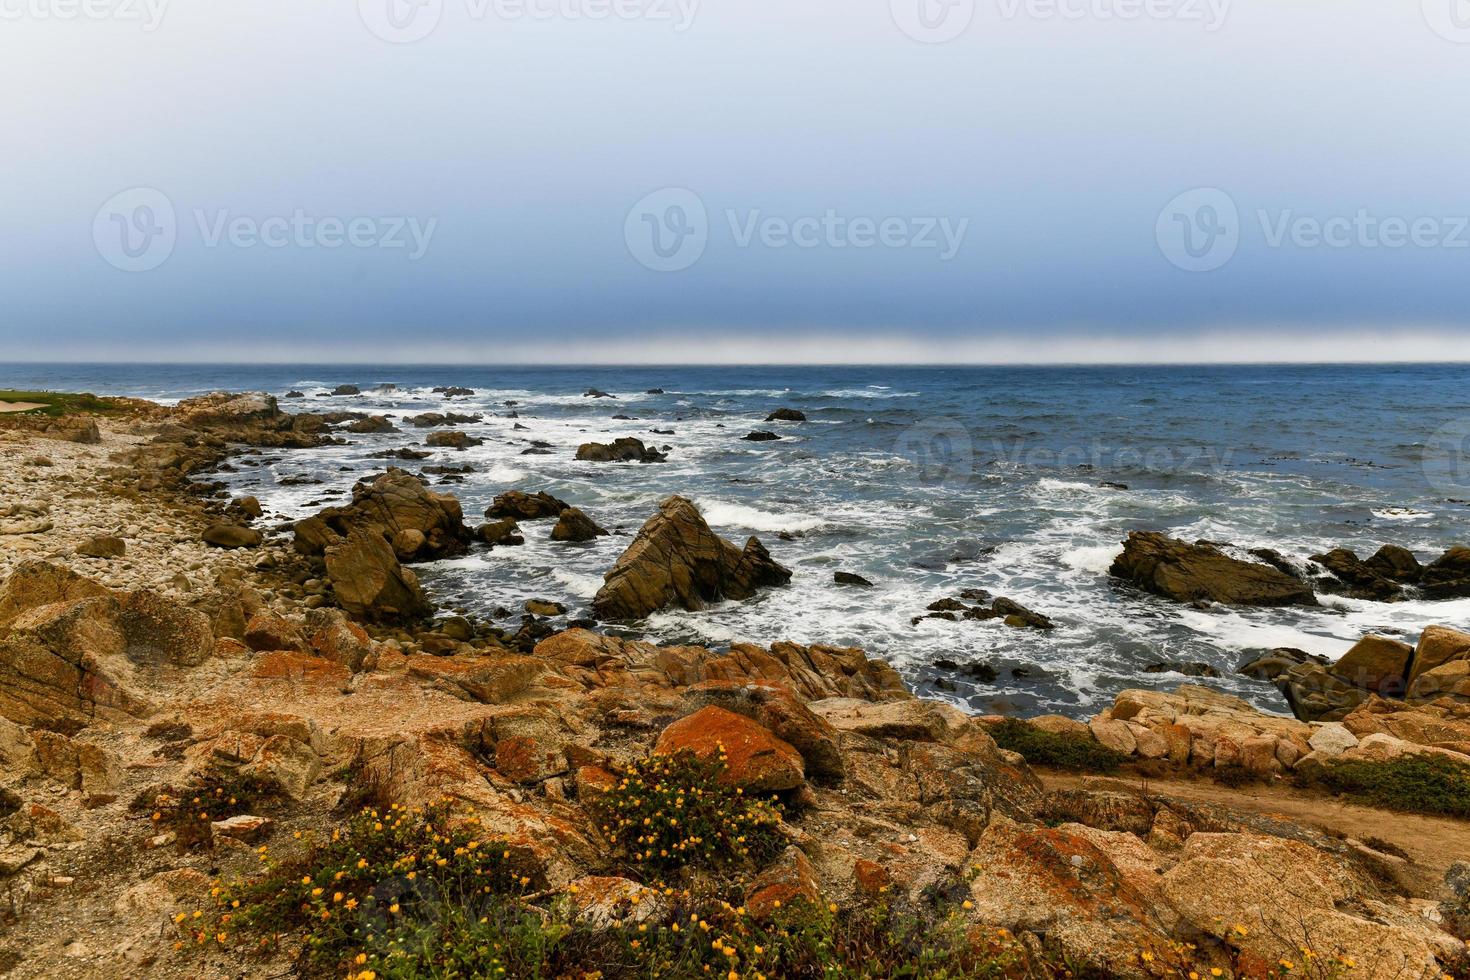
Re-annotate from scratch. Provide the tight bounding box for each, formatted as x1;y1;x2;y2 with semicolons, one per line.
172;391;279;427
324;527;433;623
654;706;805;792
567;877;667;929
243;612;308;654
988;597;1054;630
550;507;607;543
0;561;108;627
576;437;666;463
1237;647;1327;681
1309;547;1403;600
525;599;566;617
331;385;360;396
765;408;807;422
477;519;524;547
834;571;873;587
592;496;791;620
1365;544;1423;582
681;680;843;779
293;469;471;562
1277;662;1369;722
487;491;571;521
1409;625;1470;688
745;846;820;916
1111;531;1315;606
306;609;377;672
1408;661;1470;703
743;431;781;442
203;523;263;549
1144;661;1221;678
345;415;395;434
1421;546;1470;598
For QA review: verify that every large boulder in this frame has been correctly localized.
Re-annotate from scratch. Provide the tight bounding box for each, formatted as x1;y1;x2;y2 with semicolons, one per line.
1109;531;1316;607
293;468;471;562
170;391;279;428
1309;548;1403;601
1331;634;1413;696
324;527;433;623
1421;546;1470;598
575;438;666;464
653;706;805;792
592;496;791;620
550;507;607;543
1409;625;1470;688
0;561;109;628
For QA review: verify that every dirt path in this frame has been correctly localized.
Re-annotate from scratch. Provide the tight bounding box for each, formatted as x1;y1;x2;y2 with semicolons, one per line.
1041;771;1470;896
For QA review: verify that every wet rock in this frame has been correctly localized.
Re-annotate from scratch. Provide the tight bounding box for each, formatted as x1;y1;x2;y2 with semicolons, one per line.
583;389;615;398
834;571;873;587
487;491;571;521
743;431;781;442
1364;544;1423;582
1309;547;1403;601
1144;661;1221;678
293;469;472;562
477;519;524;548
345;415;396;434
1110;531;1317;607
575;437;666;463
550;507;608;543
426;431;484;450
525;599;566;617
765;408;807;422
1237;647;1327;682
331;385;360;396
1421;545;1470;598
592;496;791;620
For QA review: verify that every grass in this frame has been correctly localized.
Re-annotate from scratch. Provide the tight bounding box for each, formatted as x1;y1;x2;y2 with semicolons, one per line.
988;719;1127;773
590;751;786;880
1296;754;1470;819
0;389;118;417
186;800;1033;979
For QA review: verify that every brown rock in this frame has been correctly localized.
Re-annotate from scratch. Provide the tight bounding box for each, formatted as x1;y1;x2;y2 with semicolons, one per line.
745;846;820;916
1409;625;1470;688
653;706;805;792
75;536;125;559
477;519;524;547
243;612;308;653
592;496;791;620
203;523;263;549
550;507;608;543
0;561;109;628
681;680;843;779
426;430;484;450
325;526;433;623
575;437;666;463
1332;635;1412;695
1421;545;1470;599
487;491;571;521
1109;531;1316;606
293;468;472;562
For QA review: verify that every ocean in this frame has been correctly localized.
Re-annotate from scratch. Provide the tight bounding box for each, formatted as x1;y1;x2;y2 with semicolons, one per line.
10;362;1470;718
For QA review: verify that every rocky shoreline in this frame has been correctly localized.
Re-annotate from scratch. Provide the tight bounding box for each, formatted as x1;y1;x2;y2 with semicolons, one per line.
0;393;1467;979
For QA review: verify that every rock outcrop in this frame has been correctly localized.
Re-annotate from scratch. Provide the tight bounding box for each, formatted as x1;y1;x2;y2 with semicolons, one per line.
575;438;666;464
487;491;571;521
1110;531;1317;606
591;496;791;620
550;507;607;543
293;468;472;563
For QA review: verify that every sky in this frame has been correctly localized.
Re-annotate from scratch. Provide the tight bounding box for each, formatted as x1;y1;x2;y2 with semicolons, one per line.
3;0;1470;363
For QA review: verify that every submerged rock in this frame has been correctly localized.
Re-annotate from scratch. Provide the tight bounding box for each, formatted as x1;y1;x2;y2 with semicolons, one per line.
592;496;791;620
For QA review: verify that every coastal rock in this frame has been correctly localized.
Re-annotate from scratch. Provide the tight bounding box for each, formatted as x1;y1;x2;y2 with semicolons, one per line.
1110;531;1317;607
344;415;395;434
426;431;484;450
1276;662;1369;722
203;523;263;549
1420;545;1470;598
550;507;608;543
1408;661;1470;703
653;706;805;792
1365;544;1423;582
487;491;571;521
172;391;279;427
331;385;360;396
680;680;843;779
834;571;873;587
765;408;807;422
743;431;781;442
591;496;791;620
1409;625;1470;688
1331;634;1412;695
575;437;666;463
293;469;472;562
0;561;109;627
1237;646;1327;681
324;527;433;623
477;519;524;548
1309;547;1404;600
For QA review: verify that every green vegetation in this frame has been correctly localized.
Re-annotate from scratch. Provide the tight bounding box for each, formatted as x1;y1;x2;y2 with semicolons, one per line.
144;771;282;850
1297;754;1470;819
189;800;1030;979
591;751;786;878
988;718;1127;773
0;389;118;417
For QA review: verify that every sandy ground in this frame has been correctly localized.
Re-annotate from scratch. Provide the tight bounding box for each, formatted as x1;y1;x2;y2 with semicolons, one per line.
0;403;45;414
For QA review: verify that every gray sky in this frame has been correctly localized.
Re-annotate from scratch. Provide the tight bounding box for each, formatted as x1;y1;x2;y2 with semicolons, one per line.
4;0;1470;362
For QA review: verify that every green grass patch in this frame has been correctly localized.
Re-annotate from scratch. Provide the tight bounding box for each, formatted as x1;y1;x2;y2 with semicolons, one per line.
0;390;118;417
1297;754;1470;818
988;719;1127;773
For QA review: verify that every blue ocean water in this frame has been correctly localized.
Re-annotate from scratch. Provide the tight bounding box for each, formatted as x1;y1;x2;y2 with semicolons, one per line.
9;362;1470;717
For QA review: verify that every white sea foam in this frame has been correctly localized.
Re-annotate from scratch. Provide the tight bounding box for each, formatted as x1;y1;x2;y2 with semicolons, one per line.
694;499;824;533
553;568;605;598
1372;507;1432;521
1060;544;1120;575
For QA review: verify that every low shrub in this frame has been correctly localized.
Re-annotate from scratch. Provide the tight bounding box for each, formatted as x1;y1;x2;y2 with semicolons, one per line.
145;770;281;850
591;750;786;879
1297;754;1470;818
988;719;1127;773
0;390;117;417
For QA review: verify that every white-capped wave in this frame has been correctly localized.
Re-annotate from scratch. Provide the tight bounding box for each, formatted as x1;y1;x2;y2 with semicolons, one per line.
1060;544;1120;575
695;499;824;533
